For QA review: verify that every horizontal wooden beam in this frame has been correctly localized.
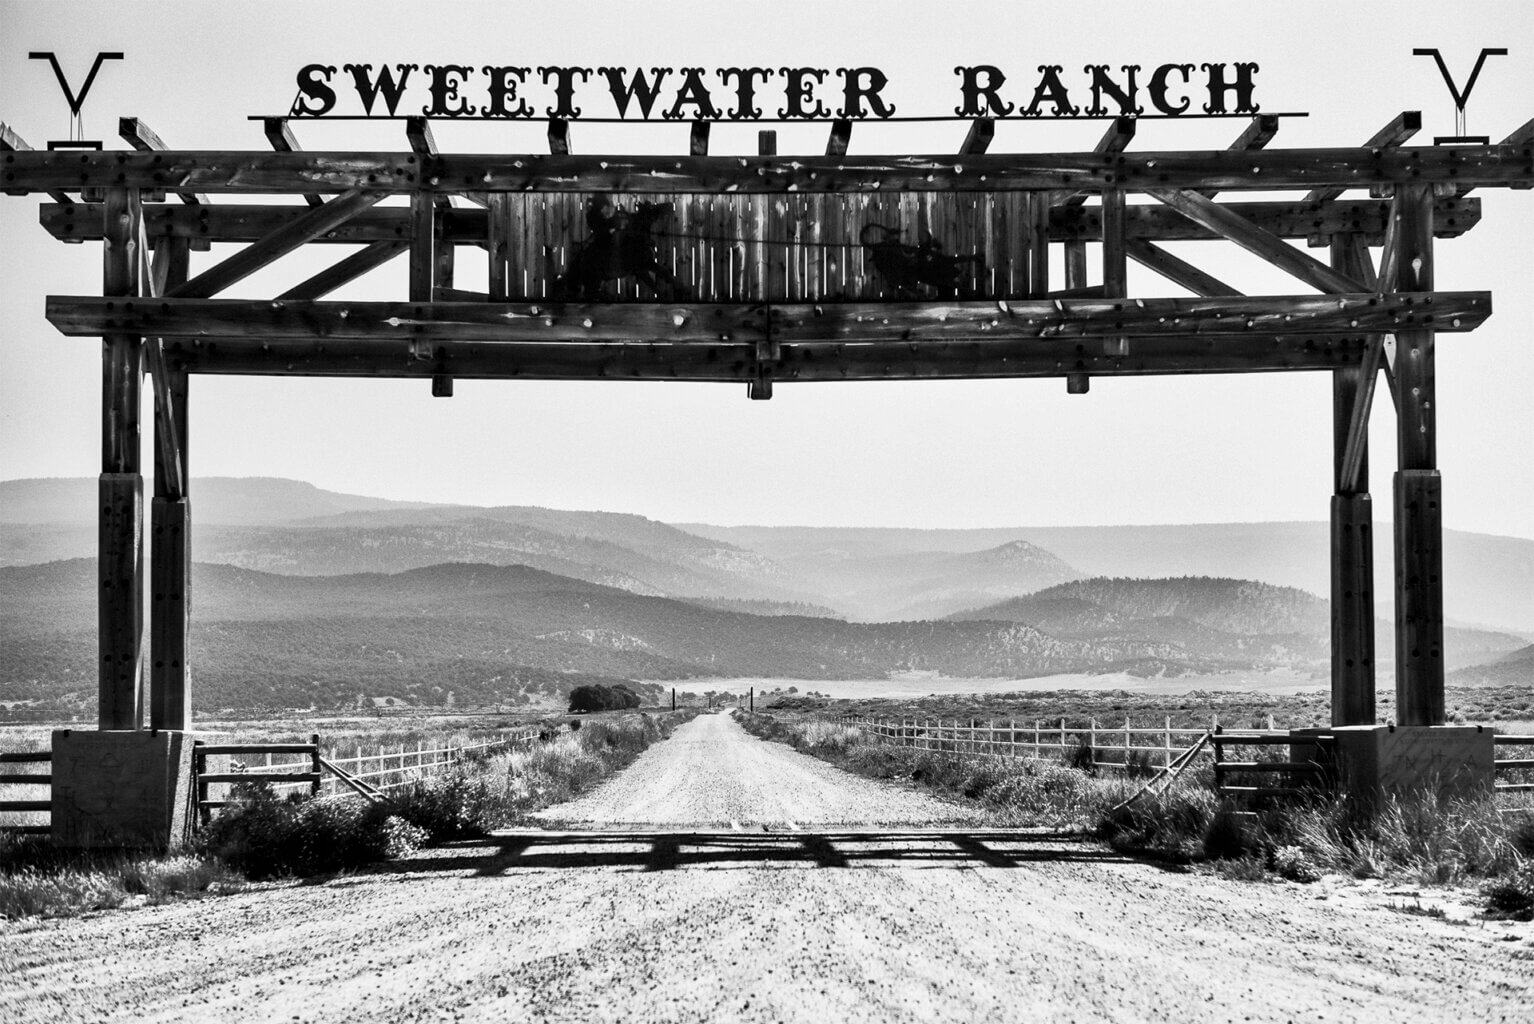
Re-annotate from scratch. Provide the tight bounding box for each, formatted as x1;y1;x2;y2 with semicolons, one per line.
4;144;1532;194
262;117;324;208
39;196;1484;247
47;293;1490;349
119;117;209;207
0;121;72;204
150;333;1394;383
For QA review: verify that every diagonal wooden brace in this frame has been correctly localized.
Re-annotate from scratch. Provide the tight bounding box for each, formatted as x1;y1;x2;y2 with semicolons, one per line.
1125;239;1241;297
1146;188;1366;294
167;188;389;299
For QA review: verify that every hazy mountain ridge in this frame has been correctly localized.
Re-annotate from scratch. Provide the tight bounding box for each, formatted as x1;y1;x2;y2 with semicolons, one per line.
0;559;1220;712
685;521;1534;633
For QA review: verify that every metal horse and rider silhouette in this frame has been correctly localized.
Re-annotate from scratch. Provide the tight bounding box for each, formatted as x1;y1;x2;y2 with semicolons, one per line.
551;195;985;301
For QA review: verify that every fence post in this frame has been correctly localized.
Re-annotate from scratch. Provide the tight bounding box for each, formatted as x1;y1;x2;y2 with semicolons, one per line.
193;740;207;826
1164;716;1173;768
1034;720;1040;757
1124;717;1131;765
310;733;321;798
1060;718;1066;753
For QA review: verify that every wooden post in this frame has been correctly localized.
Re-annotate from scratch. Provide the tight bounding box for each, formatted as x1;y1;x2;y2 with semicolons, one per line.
310;733;321;797
150;237;191;732
100;188;144;731
1329;238;1377;728
1393;183;1444;727
1101;188;1127;298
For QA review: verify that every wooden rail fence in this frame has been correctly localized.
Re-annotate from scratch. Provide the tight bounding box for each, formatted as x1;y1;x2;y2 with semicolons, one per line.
0;750;52;836
1494;734;1534;795
193;728;540;819
838;713;1223;772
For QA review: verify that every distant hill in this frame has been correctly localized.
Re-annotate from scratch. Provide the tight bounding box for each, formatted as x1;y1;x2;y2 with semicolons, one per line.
779;538;1083;621
947;576;1525;674
1449;644;1534;687
0;559;1209;713
0;477;816;607
682;522;1534;633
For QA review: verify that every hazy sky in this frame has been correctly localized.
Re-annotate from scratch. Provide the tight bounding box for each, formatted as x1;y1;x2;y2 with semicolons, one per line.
1;0;1530;536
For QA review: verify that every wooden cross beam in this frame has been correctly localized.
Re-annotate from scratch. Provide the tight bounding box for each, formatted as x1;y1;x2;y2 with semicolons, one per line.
826;119;852;157
959;118;994;156
6;144;1532;194
118;117;208;206
1304;111;1421;205
1059;116;1137;207
46;292;1489;347
1146;188;1365;293
1198;113;1281;199
261;116;324;208
166;188;389;299
0;121;72;205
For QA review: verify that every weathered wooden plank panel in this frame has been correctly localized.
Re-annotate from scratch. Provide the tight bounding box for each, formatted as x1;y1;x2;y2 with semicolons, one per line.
8;146;1529;193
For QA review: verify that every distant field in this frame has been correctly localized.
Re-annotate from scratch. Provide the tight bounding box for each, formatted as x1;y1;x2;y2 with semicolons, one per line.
669;670;1332;702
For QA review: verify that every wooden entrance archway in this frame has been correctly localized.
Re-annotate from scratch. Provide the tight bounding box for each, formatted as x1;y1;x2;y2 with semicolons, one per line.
3;109;1531;747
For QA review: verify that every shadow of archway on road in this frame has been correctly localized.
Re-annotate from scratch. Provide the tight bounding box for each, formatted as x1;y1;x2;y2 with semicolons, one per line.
379;829;1137;876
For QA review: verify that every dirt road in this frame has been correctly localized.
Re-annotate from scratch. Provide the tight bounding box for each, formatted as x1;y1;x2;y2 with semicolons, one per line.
2;712;1530;1023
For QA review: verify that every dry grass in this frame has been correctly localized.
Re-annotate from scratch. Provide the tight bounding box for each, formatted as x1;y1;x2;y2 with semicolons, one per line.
0;832;243;920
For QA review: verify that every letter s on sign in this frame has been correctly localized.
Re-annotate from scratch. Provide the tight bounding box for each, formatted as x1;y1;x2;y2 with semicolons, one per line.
292;64;337;117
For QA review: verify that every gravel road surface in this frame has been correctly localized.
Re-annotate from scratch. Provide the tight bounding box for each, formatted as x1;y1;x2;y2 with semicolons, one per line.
538;710;978;827
3;711;1530;1023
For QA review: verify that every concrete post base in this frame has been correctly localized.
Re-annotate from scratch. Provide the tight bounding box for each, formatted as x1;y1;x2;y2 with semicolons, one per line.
51;730;195;850
1323;725;1494;811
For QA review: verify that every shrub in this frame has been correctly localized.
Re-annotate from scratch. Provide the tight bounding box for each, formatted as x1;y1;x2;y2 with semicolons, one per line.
1483;864;1534;921
568;684;643;713
196;783;425;879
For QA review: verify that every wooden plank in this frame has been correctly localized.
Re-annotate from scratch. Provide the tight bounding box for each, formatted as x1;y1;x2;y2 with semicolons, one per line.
486;194;510;300
6;145;1533;194
0;752;51;763
689;120;710;157
277;239;407;300
1125;239;1240;297
118;117;207;205
261;116;323;208
168;189;389;299
42;197;1484;246
1305;112;1422;205
159;332;1385;382
1147;188;1365;293
196;743;318;754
